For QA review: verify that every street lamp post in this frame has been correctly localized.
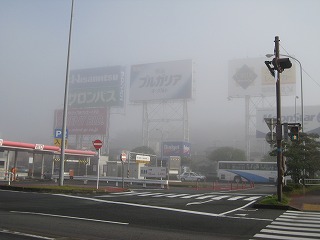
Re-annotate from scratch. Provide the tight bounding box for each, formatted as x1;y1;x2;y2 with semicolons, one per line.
266;54;303;132
156;128;164;167
295;96;299;122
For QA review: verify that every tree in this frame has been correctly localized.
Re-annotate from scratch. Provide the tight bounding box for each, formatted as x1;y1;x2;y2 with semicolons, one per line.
208;147;246;162
283;132;320;183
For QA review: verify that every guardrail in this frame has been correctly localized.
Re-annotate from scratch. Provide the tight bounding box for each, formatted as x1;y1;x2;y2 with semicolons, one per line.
299;179;320;186
52;175;169;189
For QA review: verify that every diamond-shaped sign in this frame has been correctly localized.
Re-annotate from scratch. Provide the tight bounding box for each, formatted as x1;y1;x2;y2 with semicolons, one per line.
233;64;257;89
264;118;277;132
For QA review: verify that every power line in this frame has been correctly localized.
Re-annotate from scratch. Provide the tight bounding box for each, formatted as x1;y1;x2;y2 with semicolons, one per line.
280;44;320;88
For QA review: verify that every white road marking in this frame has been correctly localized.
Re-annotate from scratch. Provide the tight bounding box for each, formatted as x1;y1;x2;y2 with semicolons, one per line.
195;195;216;200
53;194;273;222
10;210;129;225
0;228;55;240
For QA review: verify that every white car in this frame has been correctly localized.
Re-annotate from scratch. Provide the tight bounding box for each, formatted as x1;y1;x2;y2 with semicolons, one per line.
178;172;206;182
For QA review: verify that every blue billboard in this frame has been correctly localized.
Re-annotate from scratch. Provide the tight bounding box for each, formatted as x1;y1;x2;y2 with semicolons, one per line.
162;141;191;157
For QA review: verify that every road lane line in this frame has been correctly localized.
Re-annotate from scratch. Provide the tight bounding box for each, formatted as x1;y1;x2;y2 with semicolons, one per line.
228;196;244;201
218;200;256;216
0;229;55;240
195;195;216;200
53;194;273;222
10;211;129;225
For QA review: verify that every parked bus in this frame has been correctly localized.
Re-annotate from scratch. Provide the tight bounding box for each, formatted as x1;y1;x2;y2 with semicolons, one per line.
0;159;6;179
217;161;277;183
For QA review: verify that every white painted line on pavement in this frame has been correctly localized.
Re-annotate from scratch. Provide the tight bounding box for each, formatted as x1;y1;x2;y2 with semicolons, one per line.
10;211;129;225
53;194;273;222
0;229;55;240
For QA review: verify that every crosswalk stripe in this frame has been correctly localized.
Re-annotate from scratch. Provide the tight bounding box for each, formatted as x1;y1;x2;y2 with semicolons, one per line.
277;216;320;224
261;228;320;238
196;195;216;200
228;196;244;201
253;233;313;240
109;192;262;201
210;195;230;200
252;211;320;240
165;194;190;198
181;194;205;199
243;196;261;201
271;221;320;228
267;224;320;233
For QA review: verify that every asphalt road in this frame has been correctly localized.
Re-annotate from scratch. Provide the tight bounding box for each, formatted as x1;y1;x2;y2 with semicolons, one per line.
0;184;283;240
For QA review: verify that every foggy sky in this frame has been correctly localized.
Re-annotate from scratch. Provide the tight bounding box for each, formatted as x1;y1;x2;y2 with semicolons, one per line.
1;0;320;152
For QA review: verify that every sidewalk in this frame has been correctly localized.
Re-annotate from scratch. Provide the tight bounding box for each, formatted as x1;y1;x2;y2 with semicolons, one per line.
289;189;320;211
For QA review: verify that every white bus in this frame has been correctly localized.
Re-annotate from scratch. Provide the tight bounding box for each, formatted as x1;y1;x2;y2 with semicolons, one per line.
0;159;6;179
217;161;277;183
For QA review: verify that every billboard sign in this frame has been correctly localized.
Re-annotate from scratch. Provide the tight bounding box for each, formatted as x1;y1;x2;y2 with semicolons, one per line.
140;167;166;178
54;107;108;135
256;106;320;138
228;57;296;98
130;59;193;102
69;66;125;108
162;141;191;157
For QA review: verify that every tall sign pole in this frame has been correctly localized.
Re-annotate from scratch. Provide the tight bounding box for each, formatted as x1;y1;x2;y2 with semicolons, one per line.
93;139;103;190
274;36;283;202
265;37;292;202
60;0;74;186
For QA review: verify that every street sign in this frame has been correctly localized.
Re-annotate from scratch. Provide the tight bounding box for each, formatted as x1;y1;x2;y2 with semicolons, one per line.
264;118;277;132
93;139;103;150
136;155;150;163
120;152;127;162
266;132;276;144
54;129;68;139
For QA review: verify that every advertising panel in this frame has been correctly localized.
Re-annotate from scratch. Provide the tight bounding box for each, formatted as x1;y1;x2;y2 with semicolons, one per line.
256;105;320;138
140;167;167;178
130;59;193;102
54;107;108;135
69;66;125;108
162;141;191;157
228;57;296;98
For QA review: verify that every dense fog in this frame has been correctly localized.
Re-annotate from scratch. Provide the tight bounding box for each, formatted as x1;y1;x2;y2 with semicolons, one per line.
1;0;319;156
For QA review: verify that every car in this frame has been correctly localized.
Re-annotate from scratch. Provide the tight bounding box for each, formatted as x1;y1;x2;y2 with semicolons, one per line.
177;172;206;182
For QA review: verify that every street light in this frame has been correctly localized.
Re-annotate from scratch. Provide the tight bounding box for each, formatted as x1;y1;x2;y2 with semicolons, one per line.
266;53;304;132
295;96;299;122
155;128;164;167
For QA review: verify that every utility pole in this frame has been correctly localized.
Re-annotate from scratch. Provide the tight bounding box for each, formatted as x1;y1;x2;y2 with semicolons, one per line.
265;36;292;202
274;36;283;202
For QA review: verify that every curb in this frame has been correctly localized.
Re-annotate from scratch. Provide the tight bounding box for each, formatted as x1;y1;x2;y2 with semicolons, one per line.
252;203;300;211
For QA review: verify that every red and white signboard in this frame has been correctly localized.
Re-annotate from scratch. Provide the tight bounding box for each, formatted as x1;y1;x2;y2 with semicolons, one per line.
54;107;108;135
93;139;103;150
120;152;127;162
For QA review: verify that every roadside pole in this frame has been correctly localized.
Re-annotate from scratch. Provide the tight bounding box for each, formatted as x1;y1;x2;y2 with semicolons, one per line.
93;139;103;190
120;152;127;189
96;148;100;190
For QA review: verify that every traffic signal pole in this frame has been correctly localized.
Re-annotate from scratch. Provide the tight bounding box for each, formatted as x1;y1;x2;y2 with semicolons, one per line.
275;36;283;202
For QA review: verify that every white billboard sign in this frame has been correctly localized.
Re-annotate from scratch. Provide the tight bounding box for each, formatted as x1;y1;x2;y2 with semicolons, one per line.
256;105;320;138
136;155;150;163
130;59;193;102
228;57;296;98
140;167;167;178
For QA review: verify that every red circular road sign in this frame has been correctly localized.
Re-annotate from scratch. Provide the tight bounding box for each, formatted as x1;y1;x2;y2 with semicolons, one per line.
120;152;127;162
93;139;103;150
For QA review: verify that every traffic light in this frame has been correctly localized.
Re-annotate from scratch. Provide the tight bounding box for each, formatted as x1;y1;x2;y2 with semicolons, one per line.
272;58;292;73
290;126;300;141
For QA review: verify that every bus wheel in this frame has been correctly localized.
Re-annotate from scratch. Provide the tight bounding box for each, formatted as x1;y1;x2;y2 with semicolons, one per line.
234;176;241;183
